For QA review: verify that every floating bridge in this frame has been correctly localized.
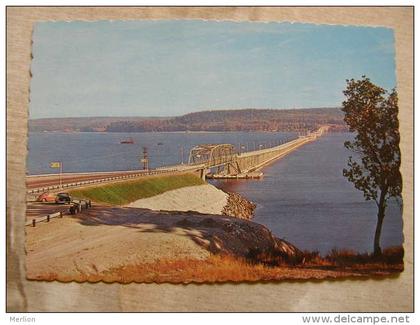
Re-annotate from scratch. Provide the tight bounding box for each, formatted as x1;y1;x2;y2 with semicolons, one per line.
183;125;330;179
27;126;330;193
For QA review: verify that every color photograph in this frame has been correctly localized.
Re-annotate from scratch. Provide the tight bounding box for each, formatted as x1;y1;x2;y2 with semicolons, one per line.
25;20;403;283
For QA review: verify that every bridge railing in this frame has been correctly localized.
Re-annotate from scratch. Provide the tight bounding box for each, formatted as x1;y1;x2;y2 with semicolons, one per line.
237;136;313;158
27;168;178;194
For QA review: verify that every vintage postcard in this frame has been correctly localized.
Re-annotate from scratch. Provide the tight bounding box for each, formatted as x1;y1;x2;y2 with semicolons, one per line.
25;20;403;283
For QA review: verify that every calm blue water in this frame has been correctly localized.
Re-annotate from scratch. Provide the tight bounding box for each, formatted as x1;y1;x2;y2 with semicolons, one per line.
211;133;403;254
27;131;403;254
27;131;296;174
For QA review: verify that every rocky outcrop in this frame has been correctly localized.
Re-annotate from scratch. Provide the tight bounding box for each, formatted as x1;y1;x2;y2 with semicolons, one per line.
77;205;303;266
222;192;256;220
174;214;303;265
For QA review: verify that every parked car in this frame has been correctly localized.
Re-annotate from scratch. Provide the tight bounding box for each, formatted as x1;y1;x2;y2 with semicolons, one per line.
36;192;56;203
55;192;72;204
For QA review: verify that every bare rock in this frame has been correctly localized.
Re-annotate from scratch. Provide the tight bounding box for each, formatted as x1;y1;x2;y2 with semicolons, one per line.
222;192;256;220
173;215;303;265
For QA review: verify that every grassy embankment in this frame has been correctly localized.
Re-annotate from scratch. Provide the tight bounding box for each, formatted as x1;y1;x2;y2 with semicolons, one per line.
69;173;205;205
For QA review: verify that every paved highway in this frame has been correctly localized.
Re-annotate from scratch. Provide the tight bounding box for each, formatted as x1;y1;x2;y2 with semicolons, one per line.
26;170;150;189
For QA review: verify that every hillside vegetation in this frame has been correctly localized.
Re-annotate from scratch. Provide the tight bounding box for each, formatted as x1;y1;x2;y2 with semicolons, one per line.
29;107;345;133
69;173;205;205
28;116;169;132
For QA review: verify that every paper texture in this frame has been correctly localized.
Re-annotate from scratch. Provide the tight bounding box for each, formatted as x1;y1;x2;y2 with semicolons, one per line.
7;6;413;312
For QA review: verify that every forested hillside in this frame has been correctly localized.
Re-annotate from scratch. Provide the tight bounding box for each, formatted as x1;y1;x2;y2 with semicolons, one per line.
30;108;345;132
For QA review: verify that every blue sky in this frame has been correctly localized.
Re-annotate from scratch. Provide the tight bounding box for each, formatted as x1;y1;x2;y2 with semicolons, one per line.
30;20;396;119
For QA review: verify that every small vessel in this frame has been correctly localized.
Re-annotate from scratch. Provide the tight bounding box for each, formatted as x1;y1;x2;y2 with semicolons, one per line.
120;137;134;144
157;142;163;145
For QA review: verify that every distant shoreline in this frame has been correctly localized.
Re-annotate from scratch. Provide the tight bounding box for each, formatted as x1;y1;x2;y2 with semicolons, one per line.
29;107;345;133
29;106;341;121
29;130;296;134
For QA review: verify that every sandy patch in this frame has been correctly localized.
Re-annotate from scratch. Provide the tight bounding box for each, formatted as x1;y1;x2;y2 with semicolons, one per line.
26;205;301;282
126;184;228;215
25;205;402;283
26;209;211;280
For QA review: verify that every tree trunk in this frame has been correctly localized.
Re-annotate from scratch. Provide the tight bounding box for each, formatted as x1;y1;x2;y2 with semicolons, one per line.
373;189;387;256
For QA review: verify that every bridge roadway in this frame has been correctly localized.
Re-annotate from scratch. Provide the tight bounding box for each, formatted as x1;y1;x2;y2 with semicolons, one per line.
235;126;328;174
26;169;181;194
27;126;329;194
187;125;329;177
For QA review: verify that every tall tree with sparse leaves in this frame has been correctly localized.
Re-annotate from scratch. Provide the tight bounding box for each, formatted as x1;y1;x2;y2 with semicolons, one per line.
342;76;402;256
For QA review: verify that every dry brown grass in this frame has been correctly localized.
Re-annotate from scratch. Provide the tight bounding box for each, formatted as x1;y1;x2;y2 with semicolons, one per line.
36;255;353;283
300;246;403;265
298;246;404;276
246;246;404;270
36;248;404;283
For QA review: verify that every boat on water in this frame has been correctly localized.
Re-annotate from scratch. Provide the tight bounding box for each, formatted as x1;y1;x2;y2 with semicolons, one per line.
120;137;134;144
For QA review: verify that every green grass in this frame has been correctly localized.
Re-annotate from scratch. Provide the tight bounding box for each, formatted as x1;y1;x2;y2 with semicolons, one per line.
69;173;205;205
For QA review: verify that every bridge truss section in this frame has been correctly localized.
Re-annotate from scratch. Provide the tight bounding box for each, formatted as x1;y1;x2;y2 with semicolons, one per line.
188;144;241;175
